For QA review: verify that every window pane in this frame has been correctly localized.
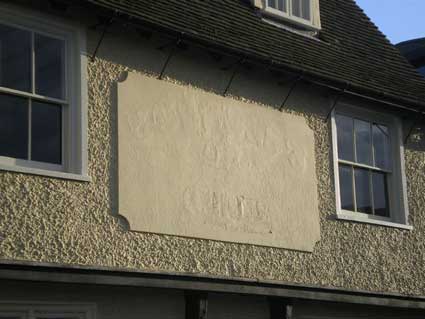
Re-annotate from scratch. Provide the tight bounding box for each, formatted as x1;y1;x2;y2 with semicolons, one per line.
339;165;354;211
268;0;277;8
292;0;301;17
278;0;287;12
0;94;28;159
301;0;311;20
336;114;354;161
0;24;31;92
355;168;372;214
372;172;390;217
31;101;62;165
419;65;425;77
418;65;425;76
373;124;391;170
354;119;372;165
35;34;65;100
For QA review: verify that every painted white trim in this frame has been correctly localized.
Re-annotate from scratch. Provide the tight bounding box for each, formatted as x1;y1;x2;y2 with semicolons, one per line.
338;159;391;174
261;17;320;40
0;3;89;180
336;212;413;230
330;102;411;228
0;163;90;182
263;0;320;31
0;302;96;319
0;86;69;105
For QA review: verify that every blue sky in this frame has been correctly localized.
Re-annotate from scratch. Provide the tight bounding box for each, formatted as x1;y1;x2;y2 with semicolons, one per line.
354;0;425;44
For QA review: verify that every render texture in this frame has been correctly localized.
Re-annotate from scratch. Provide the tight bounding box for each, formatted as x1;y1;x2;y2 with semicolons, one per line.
0;23;424;297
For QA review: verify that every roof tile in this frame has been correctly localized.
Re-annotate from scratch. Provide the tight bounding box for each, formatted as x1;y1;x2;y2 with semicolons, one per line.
84;0;425;105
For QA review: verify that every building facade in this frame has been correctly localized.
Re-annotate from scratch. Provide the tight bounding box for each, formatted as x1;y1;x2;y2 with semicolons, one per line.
1;0;425;318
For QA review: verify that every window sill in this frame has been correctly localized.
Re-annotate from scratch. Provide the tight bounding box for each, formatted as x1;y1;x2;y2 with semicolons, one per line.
336;213;413;230
262;17;320;40
0;164;91;182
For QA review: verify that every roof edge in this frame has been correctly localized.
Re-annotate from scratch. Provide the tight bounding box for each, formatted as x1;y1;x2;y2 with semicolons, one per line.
52;0;425;113
1;259;425;309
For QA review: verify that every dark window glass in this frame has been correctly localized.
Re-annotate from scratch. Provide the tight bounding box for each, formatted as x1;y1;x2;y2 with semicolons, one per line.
355;168;372;214
268;0;277;8
373;124;391;170
278;0;287;11
418;65;425;77
0;24;31;92
301;0;311;20
0;94;28;159
336;114;354;161
31;101;62;164
354;119;372;165
35;34;65;100
339;165;354;211
292;0;301;17
372;172;390;217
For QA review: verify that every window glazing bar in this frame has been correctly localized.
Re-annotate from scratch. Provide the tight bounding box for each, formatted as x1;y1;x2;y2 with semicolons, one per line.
0;86;68;105
350;165;357;212
31;31;35;95
352;117;357;163
28;98;32;161
338;159;392;174
370;122;376;167
369;169;375;215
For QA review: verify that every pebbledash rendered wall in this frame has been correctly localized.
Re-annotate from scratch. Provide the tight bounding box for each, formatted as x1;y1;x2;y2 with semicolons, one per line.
0;11;425;297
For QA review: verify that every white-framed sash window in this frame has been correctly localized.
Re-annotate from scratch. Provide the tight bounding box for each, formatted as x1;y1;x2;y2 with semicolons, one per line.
257;0;321;30
0;4;88;181
266;0;311;22
331;104;411;230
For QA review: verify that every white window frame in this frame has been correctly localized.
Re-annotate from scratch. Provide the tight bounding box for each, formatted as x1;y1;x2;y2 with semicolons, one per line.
0;3;89;182
264;0;318;31
0;302;96;319
331;103;411;230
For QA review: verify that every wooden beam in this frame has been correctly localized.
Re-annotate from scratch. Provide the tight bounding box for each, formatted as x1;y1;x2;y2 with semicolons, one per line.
0;261;425;310
185;291;208;319
269;297;293;319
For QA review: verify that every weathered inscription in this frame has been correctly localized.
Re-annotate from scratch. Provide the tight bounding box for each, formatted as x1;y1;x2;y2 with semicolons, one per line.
183;187;272;234
118;73;320;251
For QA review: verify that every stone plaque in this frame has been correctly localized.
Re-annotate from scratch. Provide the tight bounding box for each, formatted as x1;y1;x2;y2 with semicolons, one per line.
118;73;320;251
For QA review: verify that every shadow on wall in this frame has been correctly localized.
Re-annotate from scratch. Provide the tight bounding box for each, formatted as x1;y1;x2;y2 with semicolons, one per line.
405;124;425;152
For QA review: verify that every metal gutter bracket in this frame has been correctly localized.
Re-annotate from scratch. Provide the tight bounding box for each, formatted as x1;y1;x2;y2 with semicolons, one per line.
222;57;245;96
91;14;116;62
158;36;184;80
325;83;349;121
279;72;304;112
